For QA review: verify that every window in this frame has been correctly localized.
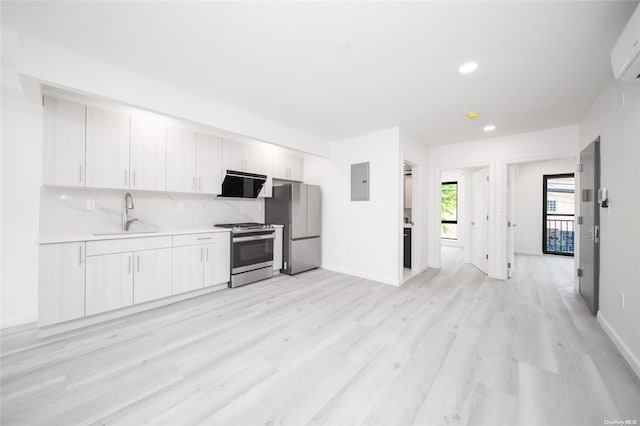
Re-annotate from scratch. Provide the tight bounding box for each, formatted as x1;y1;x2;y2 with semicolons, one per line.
543;174;575;256
441;181;458;239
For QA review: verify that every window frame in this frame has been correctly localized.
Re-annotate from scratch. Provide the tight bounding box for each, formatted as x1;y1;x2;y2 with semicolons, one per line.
542;173;575;256
441;181;459;240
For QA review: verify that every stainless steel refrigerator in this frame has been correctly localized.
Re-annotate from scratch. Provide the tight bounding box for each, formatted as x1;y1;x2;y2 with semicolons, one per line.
265;183;321;275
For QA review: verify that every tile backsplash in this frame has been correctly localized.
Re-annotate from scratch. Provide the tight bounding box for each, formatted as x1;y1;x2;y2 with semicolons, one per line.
40;187;265;236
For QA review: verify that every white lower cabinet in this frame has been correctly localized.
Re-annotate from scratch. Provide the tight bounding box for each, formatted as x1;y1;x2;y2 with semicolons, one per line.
38;242;86;327
172;245;205;295
273;227;283;271
134;248;173;304
39;232;231;329
86;252;134;316
204;240;230;286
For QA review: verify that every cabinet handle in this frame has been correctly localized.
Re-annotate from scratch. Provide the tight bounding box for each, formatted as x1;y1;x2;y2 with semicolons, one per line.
198;177;202;191
128;256;131;274
78;165;83;183
78;245;82;266
192;177;196;190
124;170;128;186
200;247;204;262
137;255;140;272
206;247;209;261
197;237;212;240
133;171;136;187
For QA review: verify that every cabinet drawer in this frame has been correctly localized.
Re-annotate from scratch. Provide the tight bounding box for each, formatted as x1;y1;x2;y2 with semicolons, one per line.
86;236;172;256
172;232;229;247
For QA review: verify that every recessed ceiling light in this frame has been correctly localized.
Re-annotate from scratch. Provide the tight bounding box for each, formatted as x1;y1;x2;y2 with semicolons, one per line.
483;125;496;132
459;62;478;74
465;111;480;120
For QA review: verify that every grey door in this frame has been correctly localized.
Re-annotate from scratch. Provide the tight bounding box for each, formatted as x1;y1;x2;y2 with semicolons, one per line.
291;183;308;239
579;138;600;315
307;185;321;237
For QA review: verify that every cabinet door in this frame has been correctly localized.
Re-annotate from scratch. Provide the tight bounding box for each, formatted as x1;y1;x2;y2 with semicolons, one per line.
196;133;223;195
288;154;304;182
166;126;197;193
222;139;245;172
86;106;130;189
38;242;86;327
172;245;204;295
130;115;166;191
270;151;288;180
273;227;283;271
204;239;230;286
245;143;264;174
134;248;172;304
43;96;86;187
86;252;134;316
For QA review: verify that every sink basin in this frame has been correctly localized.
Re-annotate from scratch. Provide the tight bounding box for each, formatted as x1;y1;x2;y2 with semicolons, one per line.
92;231;159;236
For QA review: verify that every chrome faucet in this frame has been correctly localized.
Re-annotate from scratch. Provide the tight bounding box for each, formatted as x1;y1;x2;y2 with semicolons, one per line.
122;192;138;232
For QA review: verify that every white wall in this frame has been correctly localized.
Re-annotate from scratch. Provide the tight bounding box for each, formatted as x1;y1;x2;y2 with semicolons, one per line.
427;125;579;279
1;45;43;327
513;158;577;255
400;130;429;275
305;127;401;285
579;80;640;377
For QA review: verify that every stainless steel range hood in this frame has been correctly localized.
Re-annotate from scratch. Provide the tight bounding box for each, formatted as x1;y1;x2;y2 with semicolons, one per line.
219;170;267;198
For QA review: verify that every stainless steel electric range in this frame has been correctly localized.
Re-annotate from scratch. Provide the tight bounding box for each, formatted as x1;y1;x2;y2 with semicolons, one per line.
214;223;275;288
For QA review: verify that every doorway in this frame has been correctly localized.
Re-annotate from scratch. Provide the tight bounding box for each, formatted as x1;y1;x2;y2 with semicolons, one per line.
542;174;576;256
402;162;417;282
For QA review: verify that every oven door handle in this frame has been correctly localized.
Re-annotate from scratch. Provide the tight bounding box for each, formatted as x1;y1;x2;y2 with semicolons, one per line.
233;234;275;242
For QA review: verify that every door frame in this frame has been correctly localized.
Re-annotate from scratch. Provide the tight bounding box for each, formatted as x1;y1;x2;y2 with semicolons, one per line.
542;173;576;256
400;158;420;284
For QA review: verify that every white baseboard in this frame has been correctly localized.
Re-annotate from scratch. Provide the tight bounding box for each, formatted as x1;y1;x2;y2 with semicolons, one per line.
0;314;37;330
322;264;400;287
597;311;640;379
515;250;543;256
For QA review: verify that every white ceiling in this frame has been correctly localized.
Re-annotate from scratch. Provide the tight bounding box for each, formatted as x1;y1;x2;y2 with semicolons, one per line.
2;1;637;145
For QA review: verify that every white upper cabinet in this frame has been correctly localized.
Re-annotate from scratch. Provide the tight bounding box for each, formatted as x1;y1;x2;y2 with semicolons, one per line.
85;106;130;189
222;139;264;174
272;152;304;181
130;115;166;191
196;133;223;195
43;96;86;187
166;126;198;193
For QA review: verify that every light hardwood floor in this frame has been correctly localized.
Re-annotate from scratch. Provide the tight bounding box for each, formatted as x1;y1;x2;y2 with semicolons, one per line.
1;248;639;425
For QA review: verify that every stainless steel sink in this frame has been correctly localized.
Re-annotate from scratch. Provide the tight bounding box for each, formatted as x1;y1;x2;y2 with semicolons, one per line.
92;231;159;236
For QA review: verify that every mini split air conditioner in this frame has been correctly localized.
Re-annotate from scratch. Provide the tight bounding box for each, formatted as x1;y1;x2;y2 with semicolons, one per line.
611;3;640;82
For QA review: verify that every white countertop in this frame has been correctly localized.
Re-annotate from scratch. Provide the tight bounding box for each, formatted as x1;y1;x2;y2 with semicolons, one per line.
40;227;230;244
403;223;414;228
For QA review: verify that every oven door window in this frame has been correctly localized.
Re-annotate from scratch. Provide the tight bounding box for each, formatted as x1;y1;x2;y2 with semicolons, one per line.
233;238;274;269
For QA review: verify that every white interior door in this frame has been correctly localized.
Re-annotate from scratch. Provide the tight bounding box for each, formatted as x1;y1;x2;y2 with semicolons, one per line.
471;167;489;274
507;165;517;278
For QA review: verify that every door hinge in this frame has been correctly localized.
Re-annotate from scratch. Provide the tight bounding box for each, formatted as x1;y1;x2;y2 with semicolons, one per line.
577;163;583;173
577;268;583;277
486;175;489;181
486;254;489;260
508;262;511;268
486;215;489;221
577;216;583;225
